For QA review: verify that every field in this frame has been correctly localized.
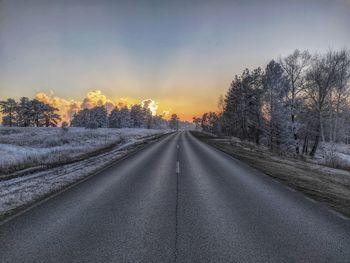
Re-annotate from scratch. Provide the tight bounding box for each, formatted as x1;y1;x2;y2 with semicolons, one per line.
0;127;167;175
0;127;169;219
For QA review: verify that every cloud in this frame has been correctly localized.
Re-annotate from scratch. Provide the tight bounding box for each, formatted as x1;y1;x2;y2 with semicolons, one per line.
35;92;80;123
81;90;115;113
141;99;158;115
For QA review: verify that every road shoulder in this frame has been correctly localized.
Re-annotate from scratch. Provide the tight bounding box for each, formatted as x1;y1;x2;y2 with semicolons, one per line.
191;131;350;219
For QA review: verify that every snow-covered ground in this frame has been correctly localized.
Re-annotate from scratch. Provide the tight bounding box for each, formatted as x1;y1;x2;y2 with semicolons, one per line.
0;127;169;218
315;142;350;169
0;127;167;174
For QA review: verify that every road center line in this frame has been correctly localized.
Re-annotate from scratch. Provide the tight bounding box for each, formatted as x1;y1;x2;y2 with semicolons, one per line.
176;161;180;174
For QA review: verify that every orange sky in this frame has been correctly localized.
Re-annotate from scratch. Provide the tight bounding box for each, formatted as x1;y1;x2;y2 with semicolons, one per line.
34;89;217;122
1;0;349;122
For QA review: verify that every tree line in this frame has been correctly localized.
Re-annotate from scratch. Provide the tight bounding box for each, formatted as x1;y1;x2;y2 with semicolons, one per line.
196;49;350;156
0;97;61;127
0;97;185;130
70;104;172;129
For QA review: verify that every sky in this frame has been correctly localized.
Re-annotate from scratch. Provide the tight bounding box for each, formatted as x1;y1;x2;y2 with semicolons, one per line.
0;0;350;121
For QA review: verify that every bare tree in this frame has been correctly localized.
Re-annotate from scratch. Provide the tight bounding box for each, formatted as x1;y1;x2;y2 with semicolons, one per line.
329;50;350;142
280;50;311;154
305;50;348;156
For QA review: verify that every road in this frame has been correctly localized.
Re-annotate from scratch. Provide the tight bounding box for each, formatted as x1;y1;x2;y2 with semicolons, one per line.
1;131;350;262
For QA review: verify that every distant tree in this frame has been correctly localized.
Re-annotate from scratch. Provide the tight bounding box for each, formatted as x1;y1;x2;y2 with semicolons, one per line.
130;104;144;128
71;108;90;127
169;114;179;130
201;112;219;134
86;106;108;129
119;106;131;128
192;117;202;130
42;103;61;127
109;107;121;128
1;97;61;127
16;97;33;127
0;98;17;126
142;106;153;129
31;99;45;127
151;115;168;129
61;121;69;133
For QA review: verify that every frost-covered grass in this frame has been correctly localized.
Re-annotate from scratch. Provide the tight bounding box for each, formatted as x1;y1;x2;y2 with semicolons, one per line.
193;131;350;218
0;127;169;219
0;127;168;175
316;142;350;170
0;132;167;219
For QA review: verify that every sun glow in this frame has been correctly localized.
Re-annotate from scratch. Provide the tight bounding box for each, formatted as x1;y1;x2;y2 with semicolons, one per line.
35;90;164;123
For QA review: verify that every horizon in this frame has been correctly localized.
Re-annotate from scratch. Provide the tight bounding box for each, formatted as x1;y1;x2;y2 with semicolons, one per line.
1;0;350;121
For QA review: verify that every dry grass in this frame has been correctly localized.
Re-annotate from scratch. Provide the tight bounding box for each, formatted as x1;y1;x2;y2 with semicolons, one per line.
192;131;350;218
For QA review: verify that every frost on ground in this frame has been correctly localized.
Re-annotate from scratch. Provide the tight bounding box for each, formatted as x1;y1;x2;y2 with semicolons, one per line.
193;131;350;218
0;127;167;174
0;127;169;219
315;142;350;170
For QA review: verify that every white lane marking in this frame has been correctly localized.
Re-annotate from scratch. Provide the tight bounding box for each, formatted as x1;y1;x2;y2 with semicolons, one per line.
176;161;180;174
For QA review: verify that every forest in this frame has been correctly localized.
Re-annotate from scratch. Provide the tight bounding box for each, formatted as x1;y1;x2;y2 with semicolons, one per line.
197;49;350;157
0;98;184;130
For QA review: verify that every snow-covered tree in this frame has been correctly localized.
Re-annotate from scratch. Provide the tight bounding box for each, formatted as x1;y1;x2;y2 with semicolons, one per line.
109;107;121;128
280;50;311;154
223;68;265;143
71;108;90;127
263;60;290;150
142;106;153;129
305;50;349;156
119;106;131;128
192;117;202;130
86;106;108;129
130;104;144;128
151;115;168;129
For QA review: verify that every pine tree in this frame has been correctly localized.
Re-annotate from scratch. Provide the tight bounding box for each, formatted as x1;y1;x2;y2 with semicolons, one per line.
42;103;61;127
71;108;90;127
109;107;121;128
130;104;143;128
119;106;131;128
86;106;108;129
0;98;17;126
142;107;153;129
16;97;33;127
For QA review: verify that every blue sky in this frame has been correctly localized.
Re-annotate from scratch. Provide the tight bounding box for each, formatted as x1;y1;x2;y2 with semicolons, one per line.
0;0;349;119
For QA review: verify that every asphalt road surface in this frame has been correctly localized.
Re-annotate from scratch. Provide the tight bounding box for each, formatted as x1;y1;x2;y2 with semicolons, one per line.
1;131;350;262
